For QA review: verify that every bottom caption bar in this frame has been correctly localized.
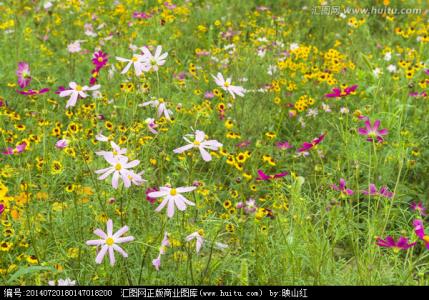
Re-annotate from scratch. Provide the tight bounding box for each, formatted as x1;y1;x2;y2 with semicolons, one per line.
1;286;427;298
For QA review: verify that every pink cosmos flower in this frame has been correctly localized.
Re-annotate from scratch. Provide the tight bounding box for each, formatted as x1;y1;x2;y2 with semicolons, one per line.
173;130;222;162
410;201;427;216
86;219;134;266
95;153;142;189
276;141;293;150
256;170;288;181
152;232;170;271
148;186;196;218
358;119;388;143
362;184;393;198
116;53;146;76
331;178;354;197
55;139;68;149
376;236;416;252
145;118;158;134
236;198;257;214
413;219;429;250
186;231;204;254
132;11;152;19
16;62;31;88
139;98;173;121
2;142;27;155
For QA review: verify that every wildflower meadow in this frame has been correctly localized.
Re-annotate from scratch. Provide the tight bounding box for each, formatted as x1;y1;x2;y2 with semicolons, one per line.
1;0;429;286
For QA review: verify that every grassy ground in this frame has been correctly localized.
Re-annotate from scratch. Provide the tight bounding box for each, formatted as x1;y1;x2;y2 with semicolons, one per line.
1;0;429;285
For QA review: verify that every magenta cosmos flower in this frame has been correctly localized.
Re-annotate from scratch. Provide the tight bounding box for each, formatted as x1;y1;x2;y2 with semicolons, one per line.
362;183;393;198
376;236;416;252
413;219;429;250
358;119;388;143
17;88;50;96
297;133;326;153
92;50;108;69
331;178;353;197
325;85;357;98
410;201;427;216
16;62;31;88
86;219;134;266
256;170;288;181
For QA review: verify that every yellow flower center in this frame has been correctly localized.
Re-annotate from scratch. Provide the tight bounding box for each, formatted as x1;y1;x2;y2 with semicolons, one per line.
150;59;157;65
423;235;429;243
224;82;230;88
113;150;118;156
170;188;177;196
98;57;103;62
131;56;138;62
75;85;82;91
105;237;114;246
115;163;122;171
193;140;201;146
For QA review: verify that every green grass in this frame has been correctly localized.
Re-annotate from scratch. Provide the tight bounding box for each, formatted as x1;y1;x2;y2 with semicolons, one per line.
0;0;429;285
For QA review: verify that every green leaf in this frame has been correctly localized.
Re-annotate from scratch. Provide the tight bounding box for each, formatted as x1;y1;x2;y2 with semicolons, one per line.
7;266;56;284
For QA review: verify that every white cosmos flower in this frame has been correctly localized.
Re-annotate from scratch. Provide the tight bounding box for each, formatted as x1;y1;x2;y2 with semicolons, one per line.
148;186;196;218
59;82;100;108
139;98;172;120
173;130;222;162
86;219;134;266
116;54;146;76
185;231;204;253
211;73;245;99
95;153;142;189
95;141;127;161
141;45;168;72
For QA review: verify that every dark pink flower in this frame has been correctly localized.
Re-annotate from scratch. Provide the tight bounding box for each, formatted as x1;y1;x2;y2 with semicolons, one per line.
276;141;293;150
410;201;427;216
0;204;4;215
413;219;429;250
376;236;416;252
16;62;31;88
358;119;388;143
325;85;357;98
146;187;159;204
133;11;152;19
236;140;250;148
92;51;108;69
331;178;354;197
362;183;393;198
256;170;288;181
17;88;50;96
204;91;214;99
297;133;326;153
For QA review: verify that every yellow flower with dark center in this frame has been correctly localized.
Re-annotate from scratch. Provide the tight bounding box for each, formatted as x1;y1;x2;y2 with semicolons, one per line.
15;124;25;131
105;121;114;131
26;255;39;264
226;155;235;165
250;184;257;192
265;131;276;139
65;184;75;193
225;224;235;232
223;200;232;209
224;120;233;129
236;153;246;163
51;160;63;174
0;241;13;252
3;228;14;237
